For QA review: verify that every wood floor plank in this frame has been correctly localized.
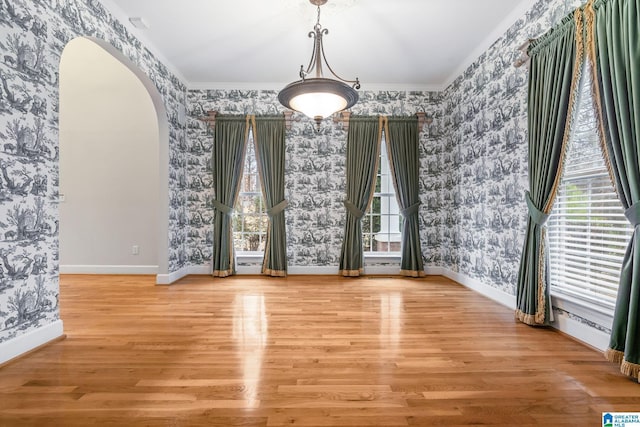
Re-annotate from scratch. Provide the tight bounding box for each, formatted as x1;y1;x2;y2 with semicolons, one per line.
0;274;638;426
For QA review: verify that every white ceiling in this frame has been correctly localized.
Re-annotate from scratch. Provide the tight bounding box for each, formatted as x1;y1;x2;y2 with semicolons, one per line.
102;0;536;91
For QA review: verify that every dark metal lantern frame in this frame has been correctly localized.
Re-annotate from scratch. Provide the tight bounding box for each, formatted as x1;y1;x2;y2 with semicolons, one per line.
278;0;360;130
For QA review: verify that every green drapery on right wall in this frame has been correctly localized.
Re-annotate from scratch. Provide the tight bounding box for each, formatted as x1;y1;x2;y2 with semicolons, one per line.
516;10;583;325
587;0;640;380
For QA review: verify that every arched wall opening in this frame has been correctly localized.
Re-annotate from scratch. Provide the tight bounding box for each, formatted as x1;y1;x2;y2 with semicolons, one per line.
59;37;170;275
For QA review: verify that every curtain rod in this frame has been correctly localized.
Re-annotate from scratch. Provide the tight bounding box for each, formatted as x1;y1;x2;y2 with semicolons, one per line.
333;112;430;133
198;111;294;130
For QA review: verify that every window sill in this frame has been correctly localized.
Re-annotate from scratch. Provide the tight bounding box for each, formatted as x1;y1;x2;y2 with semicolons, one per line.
236;252;264;264
550;292;614;332
364;253;401;264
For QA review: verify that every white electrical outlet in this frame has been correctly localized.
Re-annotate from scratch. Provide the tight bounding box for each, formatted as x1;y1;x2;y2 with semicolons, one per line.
132;245;139;255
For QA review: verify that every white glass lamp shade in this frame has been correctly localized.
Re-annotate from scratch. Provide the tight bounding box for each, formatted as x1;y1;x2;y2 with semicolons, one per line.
278;78;358;120
289;92;348;119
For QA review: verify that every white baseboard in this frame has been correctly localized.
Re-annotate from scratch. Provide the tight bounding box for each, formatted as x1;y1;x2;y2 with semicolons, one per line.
156;266;189;285
288;266;339;275
189;265;212;275
434;267;516;309
168;264;443;278
167;265;401;277
424;266;444;275
551;313;609;351
0;320;64;365
157;264;262;284
61;265;158;275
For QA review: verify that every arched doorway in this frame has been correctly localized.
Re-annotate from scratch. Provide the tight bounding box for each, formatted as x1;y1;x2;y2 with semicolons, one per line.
59;37;169;276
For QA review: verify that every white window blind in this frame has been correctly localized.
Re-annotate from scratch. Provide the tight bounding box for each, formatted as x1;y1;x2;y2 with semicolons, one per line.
547;66;633;313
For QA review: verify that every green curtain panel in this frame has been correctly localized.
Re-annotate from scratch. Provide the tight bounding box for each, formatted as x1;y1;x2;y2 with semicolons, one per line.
212;115;250;277
588;0;640;380
516;11;582;325
252;115;288;277
339;117;383;276
384;117;425;277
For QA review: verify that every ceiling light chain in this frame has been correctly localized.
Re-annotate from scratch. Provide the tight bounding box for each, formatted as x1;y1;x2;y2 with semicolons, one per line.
278;0;360;131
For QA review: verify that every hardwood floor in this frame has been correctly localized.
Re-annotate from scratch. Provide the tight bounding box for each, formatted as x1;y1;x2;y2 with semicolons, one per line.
1;274;638;426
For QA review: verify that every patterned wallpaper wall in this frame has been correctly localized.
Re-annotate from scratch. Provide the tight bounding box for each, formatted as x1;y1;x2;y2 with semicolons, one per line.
186;0;584;285
186;90;446;268
440;0;584;295
0;0;187;344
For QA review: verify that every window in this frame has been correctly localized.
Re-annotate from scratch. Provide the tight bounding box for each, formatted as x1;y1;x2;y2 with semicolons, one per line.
233;132;267;253
363;138;402;253
547;66;633;313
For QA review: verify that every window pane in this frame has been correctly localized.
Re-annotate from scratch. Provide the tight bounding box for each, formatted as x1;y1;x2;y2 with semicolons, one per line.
362;215;371;234
363;233;372;252
364;138;402;254
372;215;381;233
371;196;381;215
233;131;266;254
547;64;632;313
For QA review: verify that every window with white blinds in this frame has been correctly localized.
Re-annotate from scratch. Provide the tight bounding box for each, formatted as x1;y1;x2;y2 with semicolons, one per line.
547;66;633;313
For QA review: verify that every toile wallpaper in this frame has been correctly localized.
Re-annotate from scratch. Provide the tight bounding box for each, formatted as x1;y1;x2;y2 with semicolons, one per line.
186;90;445;268
1;0;605;349
440;0;584;295
0;0;187;343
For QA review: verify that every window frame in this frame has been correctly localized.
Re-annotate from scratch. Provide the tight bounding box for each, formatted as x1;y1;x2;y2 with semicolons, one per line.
546;64;632;325
363;137;402;258
232;131;267;256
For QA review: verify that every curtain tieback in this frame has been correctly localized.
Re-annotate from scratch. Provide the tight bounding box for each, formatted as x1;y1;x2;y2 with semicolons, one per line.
525;191;549;226
624;201;640;227
343;200;364;219
212;199;234;216
267;199;288;217
401;202;421;217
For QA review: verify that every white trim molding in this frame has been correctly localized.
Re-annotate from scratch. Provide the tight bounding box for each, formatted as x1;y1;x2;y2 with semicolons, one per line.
424;266;445;276
160;264;350;279
61;265;158;275
551;313;610;351
0;320;64;365
434;268;516;309
288;266;340;275
156;266;189;285
550;294;613;352
189;265;212;275
156;265;212;284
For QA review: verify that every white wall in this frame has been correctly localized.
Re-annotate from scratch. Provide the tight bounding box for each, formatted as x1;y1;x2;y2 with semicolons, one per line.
59;38;160;273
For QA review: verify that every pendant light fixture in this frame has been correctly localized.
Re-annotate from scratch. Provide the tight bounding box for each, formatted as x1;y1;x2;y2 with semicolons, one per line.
278;0;360;130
